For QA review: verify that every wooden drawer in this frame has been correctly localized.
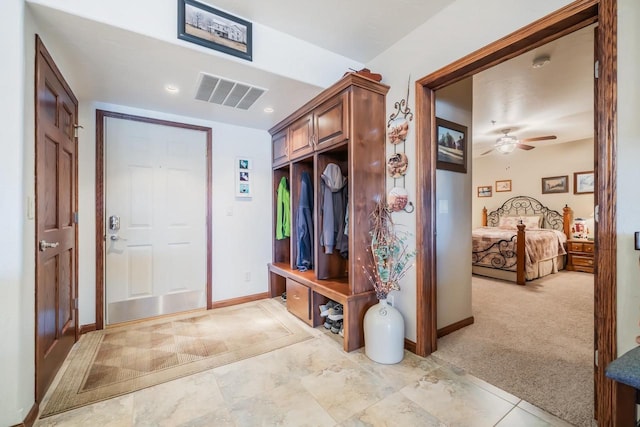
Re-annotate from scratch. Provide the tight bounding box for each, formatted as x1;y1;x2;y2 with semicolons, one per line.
286;278;311;324
571;255;594;268
568;241;594;254
568;242;585;252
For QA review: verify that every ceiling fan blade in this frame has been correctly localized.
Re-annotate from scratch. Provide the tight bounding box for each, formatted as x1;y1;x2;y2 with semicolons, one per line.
516;143;535;150
480;148;495;156
520;135;557;143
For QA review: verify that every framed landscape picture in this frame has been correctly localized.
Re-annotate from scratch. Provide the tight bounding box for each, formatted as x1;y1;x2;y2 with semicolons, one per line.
541;175;569;194
574;170;594;194
436;117;467;174
477;186;492;198
178;0;252;61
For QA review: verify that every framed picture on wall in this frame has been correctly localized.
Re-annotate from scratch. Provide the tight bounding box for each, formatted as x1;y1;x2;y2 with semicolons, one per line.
235;157;252;198
541;175;569;194
495;179;512;192
477;186;492;198
574;170;594;194
436;117;467;174
178;0;253;62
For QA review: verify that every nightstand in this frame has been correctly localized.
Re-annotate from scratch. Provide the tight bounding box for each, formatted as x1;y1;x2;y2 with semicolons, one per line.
566;239;595;273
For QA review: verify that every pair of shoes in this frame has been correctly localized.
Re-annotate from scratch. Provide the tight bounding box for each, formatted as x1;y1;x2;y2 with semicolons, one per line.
323;318;334;329
328;304;343;321
331;320;343;334
339;323;344;337
281;292;287;302
319;301;336;317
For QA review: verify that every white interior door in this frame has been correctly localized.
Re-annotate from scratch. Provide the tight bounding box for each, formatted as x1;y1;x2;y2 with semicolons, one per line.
105;117;207;324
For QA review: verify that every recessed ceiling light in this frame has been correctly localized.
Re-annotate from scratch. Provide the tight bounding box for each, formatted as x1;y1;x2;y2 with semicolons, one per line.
263;107;274;113
165;84;179;94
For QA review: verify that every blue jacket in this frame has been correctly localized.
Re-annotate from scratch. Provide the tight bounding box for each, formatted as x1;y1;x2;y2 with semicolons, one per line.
296;171;314;271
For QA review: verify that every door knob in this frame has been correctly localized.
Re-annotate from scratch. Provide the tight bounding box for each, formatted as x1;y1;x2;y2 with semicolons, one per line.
39;240;59;251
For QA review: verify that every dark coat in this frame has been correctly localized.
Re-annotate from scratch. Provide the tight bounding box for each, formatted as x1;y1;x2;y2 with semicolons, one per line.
296;171;314;271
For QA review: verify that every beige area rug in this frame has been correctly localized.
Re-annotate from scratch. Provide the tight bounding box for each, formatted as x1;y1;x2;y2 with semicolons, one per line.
433;272;594;427
41;298;311;417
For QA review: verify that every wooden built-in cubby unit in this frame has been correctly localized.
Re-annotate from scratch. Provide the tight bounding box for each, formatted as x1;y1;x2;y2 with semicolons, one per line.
268;73;389;351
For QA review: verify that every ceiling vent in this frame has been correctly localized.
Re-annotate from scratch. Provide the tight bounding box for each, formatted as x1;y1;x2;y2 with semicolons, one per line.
194;72;267;110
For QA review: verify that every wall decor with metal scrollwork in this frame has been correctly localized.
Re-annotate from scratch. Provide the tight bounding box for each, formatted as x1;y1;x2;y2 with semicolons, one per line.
386;76;414;214
485;196;564;230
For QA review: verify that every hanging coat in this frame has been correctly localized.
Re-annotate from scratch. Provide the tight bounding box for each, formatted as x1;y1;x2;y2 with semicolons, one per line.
276;176;290;240
296;171;314;271
320;163;348;258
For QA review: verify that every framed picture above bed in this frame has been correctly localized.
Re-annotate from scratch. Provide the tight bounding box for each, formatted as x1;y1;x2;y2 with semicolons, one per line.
541;175;569;194
495;179;512;192
573;170;594;194
436;117;467;174
477;185;492;198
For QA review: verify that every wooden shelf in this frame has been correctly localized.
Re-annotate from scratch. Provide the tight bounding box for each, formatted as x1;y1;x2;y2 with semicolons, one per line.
268;73;388;352
269;262;350;304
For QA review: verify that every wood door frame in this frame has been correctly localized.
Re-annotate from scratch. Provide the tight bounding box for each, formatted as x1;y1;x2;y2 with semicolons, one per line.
414;0;618;423
34;34;80;402
95;110;213;330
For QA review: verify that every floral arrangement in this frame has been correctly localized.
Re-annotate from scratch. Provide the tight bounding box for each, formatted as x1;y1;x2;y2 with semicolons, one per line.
362;199;416;300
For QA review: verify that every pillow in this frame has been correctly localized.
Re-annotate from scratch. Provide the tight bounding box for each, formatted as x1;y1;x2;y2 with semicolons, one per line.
498;216;521;229
498;215;542;230
520;215;543;229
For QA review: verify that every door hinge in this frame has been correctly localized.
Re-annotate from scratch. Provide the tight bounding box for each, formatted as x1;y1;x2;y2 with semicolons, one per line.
594;60;600;79
73;211;79;224
594;205;599;223
74;298;78;309
594;349;598;367
73;124;84;138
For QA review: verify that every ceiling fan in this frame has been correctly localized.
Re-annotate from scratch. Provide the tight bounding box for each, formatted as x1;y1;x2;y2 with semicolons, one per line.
481;129;557;155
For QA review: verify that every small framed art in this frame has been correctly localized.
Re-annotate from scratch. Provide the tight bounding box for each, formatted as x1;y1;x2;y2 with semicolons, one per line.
477;186;492;198
495;179;512;192
541;175;569;194
236;157;252;198
574;171;594;194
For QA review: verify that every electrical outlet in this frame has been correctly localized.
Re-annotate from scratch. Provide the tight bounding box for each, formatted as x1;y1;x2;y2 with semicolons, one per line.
244;272;251;282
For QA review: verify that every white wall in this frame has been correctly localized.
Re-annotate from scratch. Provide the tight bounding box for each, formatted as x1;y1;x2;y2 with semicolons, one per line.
616;0;640;355
472;138;595;229
435;78;473;329
78;102;272;325
367;0;576;341
0;0;28;424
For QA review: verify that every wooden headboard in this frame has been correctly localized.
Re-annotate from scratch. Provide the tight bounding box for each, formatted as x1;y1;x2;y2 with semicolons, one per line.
481;196;573;239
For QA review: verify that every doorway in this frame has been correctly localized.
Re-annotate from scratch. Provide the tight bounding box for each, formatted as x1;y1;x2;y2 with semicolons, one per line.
413;0;617;423
95;111;213;328
34;35;79;403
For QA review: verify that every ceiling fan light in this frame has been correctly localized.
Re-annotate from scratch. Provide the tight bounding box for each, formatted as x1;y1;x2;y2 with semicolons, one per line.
495;135;517;154
496;143;516;154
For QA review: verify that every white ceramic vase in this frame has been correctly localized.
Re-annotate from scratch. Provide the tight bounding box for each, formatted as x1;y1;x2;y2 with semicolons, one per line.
364;298;405;364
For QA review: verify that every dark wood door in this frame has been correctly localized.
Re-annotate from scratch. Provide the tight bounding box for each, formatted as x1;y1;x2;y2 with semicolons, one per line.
35;36;78;403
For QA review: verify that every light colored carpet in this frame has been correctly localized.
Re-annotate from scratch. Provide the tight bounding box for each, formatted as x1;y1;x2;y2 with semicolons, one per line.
41;299;312;417
433;272;594;427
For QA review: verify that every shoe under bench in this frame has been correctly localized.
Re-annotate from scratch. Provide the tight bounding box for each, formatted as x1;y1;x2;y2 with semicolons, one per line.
268;262;378;352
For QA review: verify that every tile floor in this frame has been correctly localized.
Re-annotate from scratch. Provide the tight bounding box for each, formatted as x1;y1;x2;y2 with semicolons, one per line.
35;302;574;427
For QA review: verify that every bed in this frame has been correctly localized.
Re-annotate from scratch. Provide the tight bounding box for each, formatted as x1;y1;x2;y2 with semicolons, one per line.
472;196;573;285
